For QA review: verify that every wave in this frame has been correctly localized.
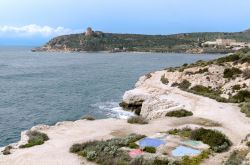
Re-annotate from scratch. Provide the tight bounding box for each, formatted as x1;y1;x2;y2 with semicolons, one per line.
91;101;134;119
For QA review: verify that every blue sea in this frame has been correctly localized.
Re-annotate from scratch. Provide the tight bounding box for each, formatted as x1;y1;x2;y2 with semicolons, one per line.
0;47;224;146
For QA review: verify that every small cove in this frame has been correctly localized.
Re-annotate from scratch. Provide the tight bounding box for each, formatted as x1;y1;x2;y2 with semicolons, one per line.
0;47;225;146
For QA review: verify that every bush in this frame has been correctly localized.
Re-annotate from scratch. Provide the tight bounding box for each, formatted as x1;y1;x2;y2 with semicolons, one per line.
19;131;49;148
81;115;95;120
231;90;250;103
178;80;191;90
243;69;250;79
2;146;12;155
128;142;139;149
216;54;240;64
240;102;250;117
86;151;97;161
185;68;208;75
153;158;169;165
165;109;193;118
238;55;250;64
168;128;231;152
160;74;169;85
195;68;209;74
168;127;192;138
223;67;242;78
180;150;210;165
232;85;241;91
70;134;145;165
171;82;179;87
183;63;188;67
225;150;249;165
127;116;148;125
143;146;156;153
246;141;250;147
190;128;231;152
189;85;227;102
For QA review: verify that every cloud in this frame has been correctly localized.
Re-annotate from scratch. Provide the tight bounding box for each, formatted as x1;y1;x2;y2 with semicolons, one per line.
0;24;81;38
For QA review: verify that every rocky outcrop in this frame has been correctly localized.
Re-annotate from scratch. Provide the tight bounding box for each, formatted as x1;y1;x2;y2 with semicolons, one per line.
121;53;250;119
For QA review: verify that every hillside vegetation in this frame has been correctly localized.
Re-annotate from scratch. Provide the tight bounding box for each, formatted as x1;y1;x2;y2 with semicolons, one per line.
35;29;250;53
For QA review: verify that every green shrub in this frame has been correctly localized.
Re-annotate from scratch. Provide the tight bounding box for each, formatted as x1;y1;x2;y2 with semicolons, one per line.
185;68;208;75
127;116;148;125
81;115;95;120
160;74;169;85
2;146;12;155
240;102;250;117
70;134;145;164
153;157;169;165
195;68;209;74
86;151;97;161
238;55;250;64
225;150;249;165
232;85;241;91
223;67;242;78
168;127;192;138
180;150;210;165
189;85;227;102
231;90;250;103
216;54;240;64
243;69;250;79
70;143;88;153
19;131;49;148
143;146;156;153
168;128;231;152
190;128;231;152
128;142;139;149
171;82;179;87
246;141;250;147
167;67;177;72
178;80;191;90
165;109;193;118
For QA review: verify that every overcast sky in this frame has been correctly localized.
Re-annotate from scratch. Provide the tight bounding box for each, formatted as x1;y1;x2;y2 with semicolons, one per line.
0;0;250;46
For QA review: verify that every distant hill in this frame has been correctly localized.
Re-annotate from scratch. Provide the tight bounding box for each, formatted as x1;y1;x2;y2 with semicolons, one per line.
34;28;250;54
244;28;250;34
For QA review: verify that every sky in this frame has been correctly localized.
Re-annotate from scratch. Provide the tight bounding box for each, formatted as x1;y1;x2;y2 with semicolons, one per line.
0;0;250;46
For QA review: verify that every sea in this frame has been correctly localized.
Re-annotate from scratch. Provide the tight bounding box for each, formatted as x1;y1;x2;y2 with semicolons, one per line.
0;47;225;146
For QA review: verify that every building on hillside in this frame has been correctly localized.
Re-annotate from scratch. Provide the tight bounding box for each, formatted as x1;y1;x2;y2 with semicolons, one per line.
215;39;236;46
202;38;250;50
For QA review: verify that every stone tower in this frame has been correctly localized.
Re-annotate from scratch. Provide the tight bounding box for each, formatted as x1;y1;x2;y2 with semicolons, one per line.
85;27;93;36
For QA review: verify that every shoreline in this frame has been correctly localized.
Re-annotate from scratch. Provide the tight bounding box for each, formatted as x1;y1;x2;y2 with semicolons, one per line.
1;75;250;164
32;49;229;55
1;52;249;164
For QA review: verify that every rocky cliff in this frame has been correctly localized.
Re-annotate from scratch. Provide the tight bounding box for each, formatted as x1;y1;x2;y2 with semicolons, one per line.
121;49;250;119
120;49;250;164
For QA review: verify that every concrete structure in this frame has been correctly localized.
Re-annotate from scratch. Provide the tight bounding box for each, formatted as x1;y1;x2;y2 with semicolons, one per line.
202;38;250;50
216;39;236;46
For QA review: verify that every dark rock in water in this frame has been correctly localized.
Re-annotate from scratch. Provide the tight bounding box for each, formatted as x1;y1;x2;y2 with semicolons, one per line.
119;101;143;115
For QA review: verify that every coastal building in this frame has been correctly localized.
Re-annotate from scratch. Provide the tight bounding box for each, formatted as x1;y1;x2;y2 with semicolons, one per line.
202;38;250;50
216;39;236;46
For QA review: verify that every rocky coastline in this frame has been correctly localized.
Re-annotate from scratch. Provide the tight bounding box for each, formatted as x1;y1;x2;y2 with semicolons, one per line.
1;50;250;165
